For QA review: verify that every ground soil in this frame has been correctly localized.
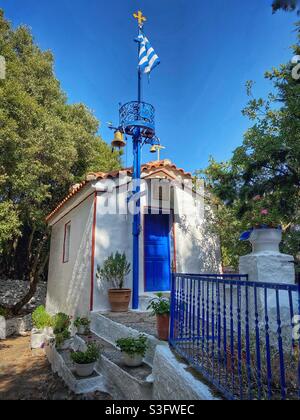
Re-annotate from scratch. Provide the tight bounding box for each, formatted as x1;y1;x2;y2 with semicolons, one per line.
0;335;112;400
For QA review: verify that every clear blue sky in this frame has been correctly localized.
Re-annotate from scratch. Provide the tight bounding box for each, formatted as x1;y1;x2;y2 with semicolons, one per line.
0;0;297;172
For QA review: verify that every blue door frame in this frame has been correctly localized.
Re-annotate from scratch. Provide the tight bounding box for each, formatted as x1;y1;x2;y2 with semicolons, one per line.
144;213;171;292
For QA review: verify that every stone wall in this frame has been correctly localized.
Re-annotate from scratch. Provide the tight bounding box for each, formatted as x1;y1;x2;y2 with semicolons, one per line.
0;280;47;310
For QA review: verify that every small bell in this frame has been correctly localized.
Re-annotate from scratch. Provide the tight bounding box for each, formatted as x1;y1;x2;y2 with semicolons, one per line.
150;145;157;154
111;130;126;149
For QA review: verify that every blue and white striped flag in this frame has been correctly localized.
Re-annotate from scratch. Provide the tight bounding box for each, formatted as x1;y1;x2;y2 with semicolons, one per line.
136;33;160;74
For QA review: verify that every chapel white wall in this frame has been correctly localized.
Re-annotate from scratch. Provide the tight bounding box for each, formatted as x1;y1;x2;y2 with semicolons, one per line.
174;187;222;274
46;193;94;317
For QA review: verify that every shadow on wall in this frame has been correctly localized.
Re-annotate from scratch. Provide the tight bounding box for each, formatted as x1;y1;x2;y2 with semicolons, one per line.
94;214;131;311
47;205;94;317
175;213;221;274
65;207;94;316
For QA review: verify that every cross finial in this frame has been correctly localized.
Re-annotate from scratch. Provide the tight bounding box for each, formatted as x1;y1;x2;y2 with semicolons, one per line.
133;10;147;28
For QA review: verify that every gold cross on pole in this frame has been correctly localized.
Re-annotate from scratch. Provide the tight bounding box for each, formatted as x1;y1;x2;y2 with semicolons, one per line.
133;10;147;28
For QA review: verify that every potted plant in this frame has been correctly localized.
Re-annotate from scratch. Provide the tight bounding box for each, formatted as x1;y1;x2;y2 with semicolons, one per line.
240;195;284;253
31;306;54;349
74;317;90;335
96;252;131;312
116;335;148;367
71;342;102;377
147;293;171;341
53;312;72;350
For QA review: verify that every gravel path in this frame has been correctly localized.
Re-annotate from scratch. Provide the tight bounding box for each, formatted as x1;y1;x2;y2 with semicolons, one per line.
0;336;112;400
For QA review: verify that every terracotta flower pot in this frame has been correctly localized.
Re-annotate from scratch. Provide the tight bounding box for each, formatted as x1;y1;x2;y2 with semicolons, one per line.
108;289;131;312
156;314;170;341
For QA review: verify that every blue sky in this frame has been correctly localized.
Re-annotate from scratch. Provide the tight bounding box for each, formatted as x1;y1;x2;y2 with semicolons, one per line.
0;0;297;172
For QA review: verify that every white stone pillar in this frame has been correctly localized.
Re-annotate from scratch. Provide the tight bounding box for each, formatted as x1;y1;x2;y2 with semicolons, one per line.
239;228;296;340
239;228;295;285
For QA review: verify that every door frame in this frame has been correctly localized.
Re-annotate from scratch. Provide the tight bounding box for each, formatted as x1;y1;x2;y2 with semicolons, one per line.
142;206;177;293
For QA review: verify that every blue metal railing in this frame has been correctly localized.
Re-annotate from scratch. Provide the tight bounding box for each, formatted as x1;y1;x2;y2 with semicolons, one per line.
170;273;300;400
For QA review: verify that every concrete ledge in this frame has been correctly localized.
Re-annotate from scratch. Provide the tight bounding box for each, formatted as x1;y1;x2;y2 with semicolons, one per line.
75;334;153;400
91;312;167;366
152;346;219;400
45;341;108;395
0;314;32;340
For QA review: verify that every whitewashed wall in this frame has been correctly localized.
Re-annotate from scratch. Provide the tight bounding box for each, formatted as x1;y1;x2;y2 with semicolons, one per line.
46;193;94;317
174;187;221;274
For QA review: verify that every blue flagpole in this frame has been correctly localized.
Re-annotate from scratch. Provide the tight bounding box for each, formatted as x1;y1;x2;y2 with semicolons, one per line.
132;24;142;310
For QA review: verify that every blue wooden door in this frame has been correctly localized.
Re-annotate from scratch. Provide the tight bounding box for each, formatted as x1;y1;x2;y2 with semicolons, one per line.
144;214;171;292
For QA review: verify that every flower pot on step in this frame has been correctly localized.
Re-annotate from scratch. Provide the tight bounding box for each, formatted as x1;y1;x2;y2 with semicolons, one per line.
74;362;95;377
77;325;89;335
123;353;144;367
108;289;131;312
156;314;170;341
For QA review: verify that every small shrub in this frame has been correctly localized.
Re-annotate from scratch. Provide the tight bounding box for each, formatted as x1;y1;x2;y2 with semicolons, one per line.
147;293;170;316
71;342;101;364
74;317;90;329
55;329;71;348
116;335;148;357
0;307;8;319
53;313;71;334
96;252;131;289
52;312;71;348
32;306;53;330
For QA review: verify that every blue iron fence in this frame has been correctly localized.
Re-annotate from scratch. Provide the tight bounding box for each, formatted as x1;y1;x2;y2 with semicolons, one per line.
170;273;300;400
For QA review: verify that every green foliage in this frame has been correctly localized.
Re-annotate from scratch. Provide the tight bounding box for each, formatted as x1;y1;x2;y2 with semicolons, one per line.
53;312;71;334
116;335;148;357
71;342;101;364
272;0;300;14
74;317;90;328
52;312;71;348
32;305;53;329
55;329;71;348
147;293;171;316
0;9;121;289
96;252;131;289
0;306;8;318
199;24;300;268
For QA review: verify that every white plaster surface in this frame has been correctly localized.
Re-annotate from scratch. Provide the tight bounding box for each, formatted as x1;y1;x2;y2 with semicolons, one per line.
0;316;5;339
46;192;94;316
91;312;166;366
0;314;32;339
152;346;218;400
45;341;108;395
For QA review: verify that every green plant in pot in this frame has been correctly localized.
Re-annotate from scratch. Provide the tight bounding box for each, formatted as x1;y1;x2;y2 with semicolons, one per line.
96;252;131;312
116;335;148;367
147;293;171;341
71;342;102;377
53;313;71;349
32;306;53;332
74;317;91;335
31;306;54;349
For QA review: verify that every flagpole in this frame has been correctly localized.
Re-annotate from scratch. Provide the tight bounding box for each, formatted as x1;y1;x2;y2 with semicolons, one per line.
132;15;144;310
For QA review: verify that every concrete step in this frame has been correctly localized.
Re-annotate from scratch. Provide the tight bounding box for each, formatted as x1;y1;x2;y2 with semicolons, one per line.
76;333;153;400
90;311;168;367
45;340;109;395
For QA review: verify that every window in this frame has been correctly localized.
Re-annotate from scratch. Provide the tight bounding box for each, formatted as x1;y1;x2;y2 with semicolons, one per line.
63;222;71;263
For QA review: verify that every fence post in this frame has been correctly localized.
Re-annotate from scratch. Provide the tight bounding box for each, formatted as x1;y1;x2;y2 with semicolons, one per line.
169;273;176;343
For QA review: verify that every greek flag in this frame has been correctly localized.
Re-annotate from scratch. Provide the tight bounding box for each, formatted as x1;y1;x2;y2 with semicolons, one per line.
137;33;160;74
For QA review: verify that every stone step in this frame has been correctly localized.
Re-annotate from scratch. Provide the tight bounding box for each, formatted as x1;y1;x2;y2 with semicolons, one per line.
75;333;153;400
90;311;168;367
45;341;109;395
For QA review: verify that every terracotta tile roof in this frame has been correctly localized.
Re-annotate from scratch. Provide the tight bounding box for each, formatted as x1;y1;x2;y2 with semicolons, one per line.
46;160;192;223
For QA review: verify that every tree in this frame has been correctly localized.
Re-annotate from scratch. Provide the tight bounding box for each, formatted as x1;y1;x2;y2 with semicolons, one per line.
272;0;300;14
199;23;300;269
0;10;122;314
